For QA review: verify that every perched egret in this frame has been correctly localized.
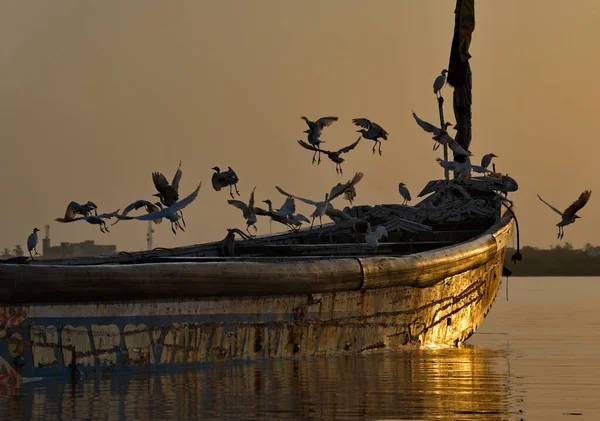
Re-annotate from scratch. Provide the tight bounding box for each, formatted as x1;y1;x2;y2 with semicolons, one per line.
433;69;448;98
117;183;202;235
301;116;338;164
297;137;360;174
211;166;240;199
436;158;489;175
537;190;592;239
27;228;41;259
352;118;388;155
228;186;259;235
481;153;498;169
398;182;412;205
275;172;364;229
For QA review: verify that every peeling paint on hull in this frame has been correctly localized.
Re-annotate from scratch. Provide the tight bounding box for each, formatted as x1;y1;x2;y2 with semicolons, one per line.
0;245;506;381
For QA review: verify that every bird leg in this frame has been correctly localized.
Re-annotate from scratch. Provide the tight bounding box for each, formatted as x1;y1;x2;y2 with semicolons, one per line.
372;142;377;155
29;250;34;260
177;221;185;232
310;217;315;230
171;222;177;235
378;141;382;156
103;222;110;233
246;226;253;237
319;216;323;229
179;211;186;227
234;183;240;196
34;247;40;256
229;185;235;199
312;150;317;165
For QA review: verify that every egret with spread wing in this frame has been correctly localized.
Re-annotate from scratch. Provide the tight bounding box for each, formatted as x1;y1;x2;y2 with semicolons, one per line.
258;197;296;230
212;166;240;199
352;118;388;155
301;116;338;164
55;201;98;222
297;138;360;174
112;200;163;226
56;210;120;233
117;183;202;235
228;186;258;235
537;190;592;239
331;183;357;205
412;111;471;156
153;161;185;225
275;172;364;229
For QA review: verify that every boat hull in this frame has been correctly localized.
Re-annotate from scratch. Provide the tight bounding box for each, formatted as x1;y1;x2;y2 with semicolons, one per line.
0;215;512;382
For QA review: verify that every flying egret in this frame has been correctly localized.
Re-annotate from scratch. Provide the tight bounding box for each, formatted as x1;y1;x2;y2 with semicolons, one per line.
412;111;472;156
433;69;448;98
27;228;41;259
258;197;297;229
117;183;202;235
352;118;388;155
152;161;185;225
331;183;357;205
481;153;498;169
537;190;592;239
228;186;259;235
301;116;338;164
275;172;364;229
211;166;240;199
297;138;360;174
112;200;163;226
366;223;388;247
55;201;98;222
398;182;411;205
56;210;120;233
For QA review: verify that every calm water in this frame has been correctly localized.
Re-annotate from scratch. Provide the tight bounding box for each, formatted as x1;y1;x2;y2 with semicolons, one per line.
1;277;600;420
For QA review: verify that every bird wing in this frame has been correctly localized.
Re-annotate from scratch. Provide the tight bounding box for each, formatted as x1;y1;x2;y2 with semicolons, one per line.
448;139;472;156
563;190;592;218
64;201;83;219
537;194;564;217
412;111;440;135
227;199;250;216
211;172;223;191
314;116;338;131
171;161;183;193
352;118;371;130
248;186;256;210
152;172;179;202
297;139;322;153
328;172;364;202
121;200;153;218
97;209;120;219
254;206;270;216
336;137;361;155
295;213;310;223
55;217;84;223
370;122;388;140
274;186;319;206
226;167;239;183
277;197;296;216
135;183;202;221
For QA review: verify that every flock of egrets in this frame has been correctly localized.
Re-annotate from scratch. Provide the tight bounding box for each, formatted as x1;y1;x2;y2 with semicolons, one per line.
24;68;591;258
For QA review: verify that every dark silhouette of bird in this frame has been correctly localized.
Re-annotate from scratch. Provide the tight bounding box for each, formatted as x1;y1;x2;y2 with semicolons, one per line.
27;228;41;259
301;116;339;164
228;187;258;235
211;166;240;199
297;138;360;174
352;118;388;155
113;200;163;226
537;190;592;239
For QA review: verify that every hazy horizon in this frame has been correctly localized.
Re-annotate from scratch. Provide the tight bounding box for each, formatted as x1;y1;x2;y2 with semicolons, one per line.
1;1;598;253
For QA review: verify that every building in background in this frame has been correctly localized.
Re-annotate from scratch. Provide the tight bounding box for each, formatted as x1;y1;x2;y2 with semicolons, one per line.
41;225;117;259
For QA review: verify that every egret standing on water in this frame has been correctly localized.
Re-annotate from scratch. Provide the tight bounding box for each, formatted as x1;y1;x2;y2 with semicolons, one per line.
27;228;41;259
398;182;411;205
537;190;592;239
301;116;339;164
352;118;388;155
433;69;448;98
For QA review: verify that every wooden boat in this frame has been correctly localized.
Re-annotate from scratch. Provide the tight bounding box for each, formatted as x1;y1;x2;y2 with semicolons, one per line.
0;175;517;382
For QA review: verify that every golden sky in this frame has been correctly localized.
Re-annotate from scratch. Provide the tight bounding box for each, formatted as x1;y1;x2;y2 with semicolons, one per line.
1;1;598;252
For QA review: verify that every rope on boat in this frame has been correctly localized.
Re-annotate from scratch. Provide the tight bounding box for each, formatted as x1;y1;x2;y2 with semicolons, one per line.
501;202;522;264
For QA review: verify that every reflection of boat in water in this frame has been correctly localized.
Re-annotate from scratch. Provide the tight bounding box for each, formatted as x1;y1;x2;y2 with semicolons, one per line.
3;347;510;420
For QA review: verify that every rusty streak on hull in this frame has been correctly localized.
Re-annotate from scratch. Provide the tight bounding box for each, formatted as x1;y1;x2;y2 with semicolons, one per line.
0;214;512;381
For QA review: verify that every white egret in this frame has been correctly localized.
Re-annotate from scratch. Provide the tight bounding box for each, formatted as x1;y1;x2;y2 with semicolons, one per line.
412;111;472;156
436;158;490;175
113;200;163;226
352;118;388;155
27;228;41;259
275;172;364;229
297;138;360;174
117;183;202;235
366;223;388;247
398;182;412;205
326;205;359;228
211;166;240;199
228;186;258;235
481;153;498;169
537;190;592;239
433;69;448;97
301;116;338;164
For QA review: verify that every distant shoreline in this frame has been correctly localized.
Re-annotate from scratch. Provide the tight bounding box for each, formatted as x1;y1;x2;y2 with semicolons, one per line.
504;246;600;276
